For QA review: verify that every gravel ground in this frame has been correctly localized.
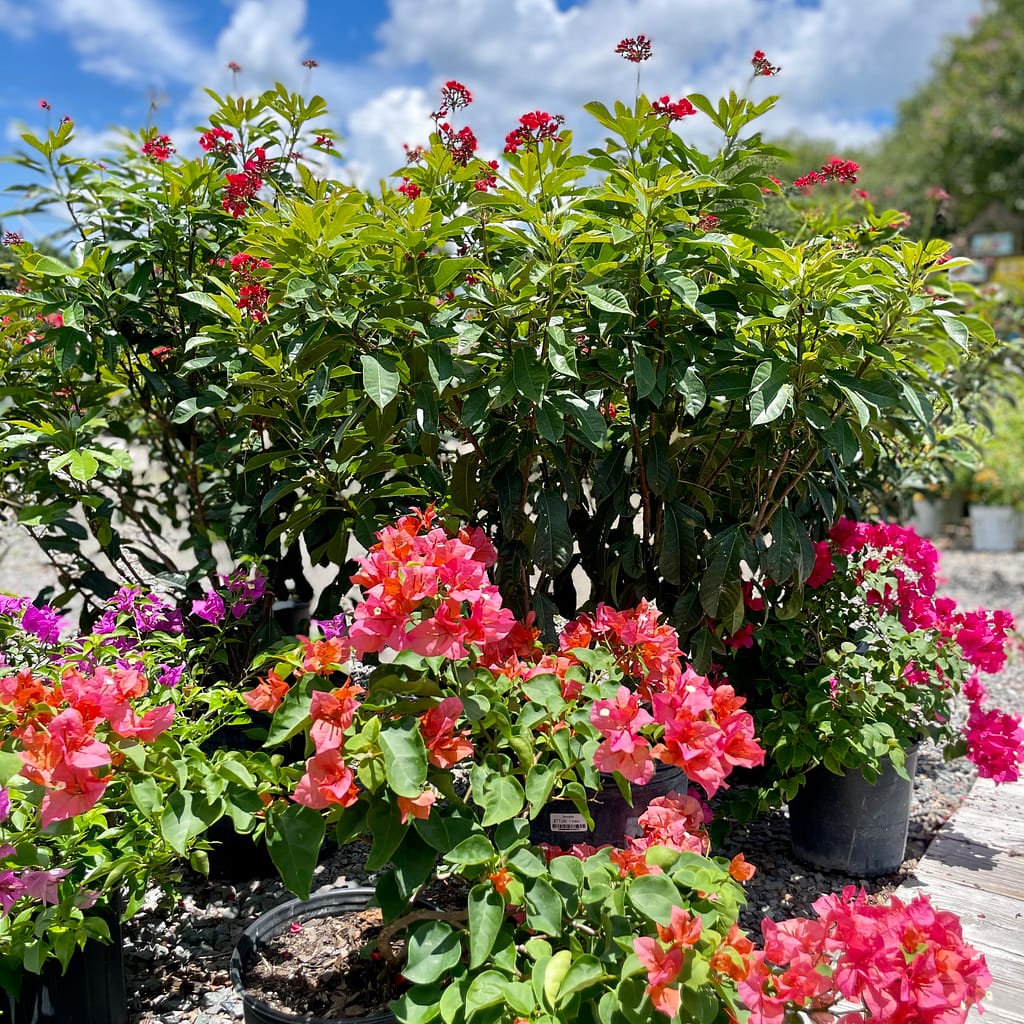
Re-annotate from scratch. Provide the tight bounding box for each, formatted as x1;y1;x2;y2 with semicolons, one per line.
4;520;1024;1023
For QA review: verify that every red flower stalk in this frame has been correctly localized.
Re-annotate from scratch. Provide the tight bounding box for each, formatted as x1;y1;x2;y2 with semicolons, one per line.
751;49;781;76
396;178;421;200
199;126;235;155
651;95;696;122
503;111;565;154
141;134;174;163
616;34;652;62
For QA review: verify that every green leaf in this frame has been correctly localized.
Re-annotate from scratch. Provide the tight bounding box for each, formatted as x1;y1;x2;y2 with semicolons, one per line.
305;363;331;408
581;284;632;315
654;266;699;309
634;351;656;399
466;971;508;1016
160;792;223;855
0;751;25;785
404;920;463;984
513;346;547;402
558;955;606;1004
468;883;505;968
542;950;572;1010
393;985;444;1024
380;717;428;798
129;777;162;816
749;360;793;426
265;802;326;900
478;774;525;827
365;799;409;871
361;352;401;410
627;873;683;923
179;290;232;318
526;763;557;814
266;685;312;747
445;834;497;866
532;490;572;575
699;525;754;619
535;402;565;443
762;507;816;583
525;876;563;936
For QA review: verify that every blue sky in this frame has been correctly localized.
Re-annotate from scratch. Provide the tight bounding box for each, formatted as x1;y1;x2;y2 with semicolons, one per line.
0;0;983;237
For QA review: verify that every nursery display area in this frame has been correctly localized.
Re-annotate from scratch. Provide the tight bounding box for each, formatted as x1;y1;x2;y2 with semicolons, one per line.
2;36;1023;1024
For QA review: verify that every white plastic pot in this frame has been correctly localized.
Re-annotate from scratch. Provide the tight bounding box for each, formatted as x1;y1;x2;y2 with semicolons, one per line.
968;504;1019;552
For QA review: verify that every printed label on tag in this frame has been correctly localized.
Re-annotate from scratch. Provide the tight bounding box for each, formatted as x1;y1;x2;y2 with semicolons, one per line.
549;812;589;832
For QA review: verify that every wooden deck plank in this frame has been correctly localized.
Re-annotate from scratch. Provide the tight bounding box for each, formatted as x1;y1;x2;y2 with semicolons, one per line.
899;777;1024;1024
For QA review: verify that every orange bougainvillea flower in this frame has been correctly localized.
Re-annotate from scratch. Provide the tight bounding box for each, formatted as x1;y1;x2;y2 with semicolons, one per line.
488;867;512;895
300;635;350;676
729;852;756;882
242;669;290;713
397;789;436;824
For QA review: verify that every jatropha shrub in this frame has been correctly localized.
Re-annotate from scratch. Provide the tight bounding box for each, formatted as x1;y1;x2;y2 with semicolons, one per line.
0;41;997;654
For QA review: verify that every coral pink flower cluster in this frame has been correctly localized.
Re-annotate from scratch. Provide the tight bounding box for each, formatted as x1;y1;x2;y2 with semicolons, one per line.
0;665;174;827
739;886;991;1024
560;601;764;793
347;506;516;660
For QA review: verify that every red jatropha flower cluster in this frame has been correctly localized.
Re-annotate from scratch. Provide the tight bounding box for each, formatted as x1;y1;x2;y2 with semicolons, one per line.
396;177;421;200
503;110;565;154
473;159;499;192
39;99;51;111
198;126;236;155
428;80;479;166
650;95;696;122
751;49;781;76
222;146;270;217
141;134;175;163
229;252;272;322
616;34;653;62
435;80;473;117
314;134;333;149
403;143;425;164
793;156;860;191
695;213;719;233
437;123;478;165
739;886;991;1024
2;232;24;246
0;665;174;829
227;60;241;73
302;58;319;68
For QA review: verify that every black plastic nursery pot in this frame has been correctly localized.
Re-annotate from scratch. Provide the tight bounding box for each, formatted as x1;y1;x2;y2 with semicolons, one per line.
788;747;919;877
2;911;127;1024
529;762;686;849
231;886;396;1024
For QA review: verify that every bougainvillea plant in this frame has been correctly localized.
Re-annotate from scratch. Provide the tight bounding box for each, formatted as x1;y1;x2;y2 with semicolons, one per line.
0;568;286;983
722;519;1024;811
238;509;989;1024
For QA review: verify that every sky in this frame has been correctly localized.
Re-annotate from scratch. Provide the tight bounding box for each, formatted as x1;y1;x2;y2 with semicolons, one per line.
0;0;985;234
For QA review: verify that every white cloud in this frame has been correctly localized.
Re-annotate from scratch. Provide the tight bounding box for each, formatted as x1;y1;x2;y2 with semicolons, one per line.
0;1;36;40
339;0;983;182
43;0;207;85
213;0;311;87
344;86;433;190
